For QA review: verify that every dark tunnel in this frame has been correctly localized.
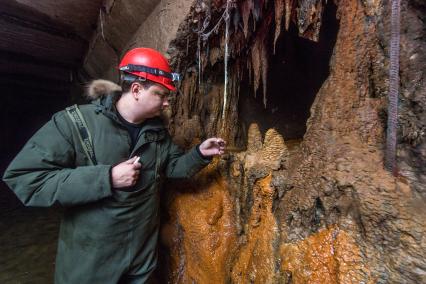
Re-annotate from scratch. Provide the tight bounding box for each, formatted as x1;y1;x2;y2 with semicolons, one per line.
0;58;75;212
0;1;100;213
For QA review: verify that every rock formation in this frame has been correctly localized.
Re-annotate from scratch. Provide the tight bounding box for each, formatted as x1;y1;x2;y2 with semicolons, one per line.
157;0;426;283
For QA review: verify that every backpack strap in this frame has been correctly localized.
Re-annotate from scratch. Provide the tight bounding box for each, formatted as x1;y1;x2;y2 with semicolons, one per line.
65;105;98;165
155;142;162;181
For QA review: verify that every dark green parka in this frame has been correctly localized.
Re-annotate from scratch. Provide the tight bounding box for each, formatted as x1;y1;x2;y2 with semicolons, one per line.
2;81;211;283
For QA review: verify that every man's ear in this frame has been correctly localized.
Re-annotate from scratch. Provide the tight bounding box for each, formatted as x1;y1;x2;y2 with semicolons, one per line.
131;82;141;100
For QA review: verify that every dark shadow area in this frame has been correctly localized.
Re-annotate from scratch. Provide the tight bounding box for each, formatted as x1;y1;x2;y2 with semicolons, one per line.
0;83;72;213
239;0;339;140
0;1;102;282
0;83;69;283
0;69;86;284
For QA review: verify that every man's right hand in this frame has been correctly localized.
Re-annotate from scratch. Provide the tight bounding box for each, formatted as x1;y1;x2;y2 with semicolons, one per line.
111;156;141;188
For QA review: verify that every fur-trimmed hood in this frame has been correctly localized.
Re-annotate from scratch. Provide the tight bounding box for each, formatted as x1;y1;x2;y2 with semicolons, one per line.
86;79;122;99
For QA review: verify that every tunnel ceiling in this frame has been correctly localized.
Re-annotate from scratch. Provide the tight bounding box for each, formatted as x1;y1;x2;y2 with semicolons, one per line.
0;0;105;94
0;0;161;96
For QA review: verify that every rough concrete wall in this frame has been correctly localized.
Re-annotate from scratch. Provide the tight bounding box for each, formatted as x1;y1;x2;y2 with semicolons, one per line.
126;0;195;56
81;0;194;82
82;0;160;80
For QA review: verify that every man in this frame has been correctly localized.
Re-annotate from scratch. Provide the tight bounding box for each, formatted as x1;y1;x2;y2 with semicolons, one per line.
2;47;225;283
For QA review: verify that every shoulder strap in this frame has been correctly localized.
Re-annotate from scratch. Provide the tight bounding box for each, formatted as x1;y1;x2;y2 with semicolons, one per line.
65;104;97;165
155;142;162;181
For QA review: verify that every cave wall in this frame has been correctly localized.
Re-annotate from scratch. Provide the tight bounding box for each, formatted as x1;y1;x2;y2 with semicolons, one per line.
160;0;426;283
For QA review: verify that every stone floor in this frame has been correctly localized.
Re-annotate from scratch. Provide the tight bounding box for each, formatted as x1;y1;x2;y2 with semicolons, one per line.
0;190;60;284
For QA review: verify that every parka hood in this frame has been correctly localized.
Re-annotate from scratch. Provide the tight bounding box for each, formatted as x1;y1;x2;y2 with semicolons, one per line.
86;80;121;116
86;79;122;100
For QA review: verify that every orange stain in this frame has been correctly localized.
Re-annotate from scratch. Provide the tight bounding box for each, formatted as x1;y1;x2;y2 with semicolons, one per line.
231;174;278;284
165;164;238;283
280;226;372;284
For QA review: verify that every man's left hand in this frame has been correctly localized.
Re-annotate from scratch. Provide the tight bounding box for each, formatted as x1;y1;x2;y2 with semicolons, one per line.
199;138;226;157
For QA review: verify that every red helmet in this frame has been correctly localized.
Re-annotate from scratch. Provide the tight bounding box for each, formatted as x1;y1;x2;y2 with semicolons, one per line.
119;48;180;91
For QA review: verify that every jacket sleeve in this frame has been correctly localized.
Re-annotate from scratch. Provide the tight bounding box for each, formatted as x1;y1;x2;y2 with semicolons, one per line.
164;140;212;179
2;112;113;207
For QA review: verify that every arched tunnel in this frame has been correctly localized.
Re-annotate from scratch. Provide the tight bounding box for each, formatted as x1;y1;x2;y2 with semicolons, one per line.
0;2;86;210
1;0;425;283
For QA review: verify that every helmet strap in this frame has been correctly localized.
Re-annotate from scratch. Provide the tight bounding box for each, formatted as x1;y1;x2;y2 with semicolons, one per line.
121;73;146;82
120;64;180;82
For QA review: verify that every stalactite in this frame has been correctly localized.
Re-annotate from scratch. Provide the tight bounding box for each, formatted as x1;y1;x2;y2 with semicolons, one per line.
197;33;202;93
261;41;268;108
208;46;221;66
252;0;261;22
240;0;253;38
232;5;241;33
99;8;105;41
251;40;261;99
177;0;328;121
253;0;268;22
176;0;327;132
274;0;285;53
296;0;324;41
285;0;294;30
201;42;209;71
230;68;239;117
236;58;242;102
250;14;271;108
182;71;198;117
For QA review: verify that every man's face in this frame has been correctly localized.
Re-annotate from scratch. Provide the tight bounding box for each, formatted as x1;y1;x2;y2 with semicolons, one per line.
134;82;171;118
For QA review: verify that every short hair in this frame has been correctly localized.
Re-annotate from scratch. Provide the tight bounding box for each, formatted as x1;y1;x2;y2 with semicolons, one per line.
120;73;155;93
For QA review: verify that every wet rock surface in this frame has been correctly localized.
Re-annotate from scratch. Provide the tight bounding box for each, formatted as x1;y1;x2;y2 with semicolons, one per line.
160;0;426;283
